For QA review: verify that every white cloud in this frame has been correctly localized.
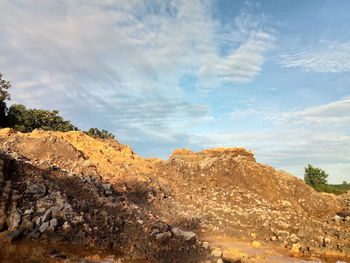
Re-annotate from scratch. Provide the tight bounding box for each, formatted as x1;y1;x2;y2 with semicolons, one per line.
268;98;350;125
279;40;350;73
215;99;350;183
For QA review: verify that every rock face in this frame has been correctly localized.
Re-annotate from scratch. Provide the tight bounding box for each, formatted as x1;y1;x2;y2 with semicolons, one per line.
0;129;349;262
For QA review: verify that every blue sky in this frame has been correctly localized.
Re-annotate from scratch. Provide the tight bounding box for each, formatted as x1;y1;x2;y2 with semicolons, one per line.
0;0;349;183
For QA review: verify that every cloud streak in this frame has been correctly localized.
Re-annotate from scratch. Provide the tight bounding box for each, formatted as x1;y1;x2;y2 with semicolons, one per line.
279;40;350;73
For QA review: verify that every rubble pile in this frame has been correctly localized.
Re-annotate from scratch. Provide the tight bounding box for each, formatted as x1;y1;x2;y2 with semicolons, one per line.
0;129;349;262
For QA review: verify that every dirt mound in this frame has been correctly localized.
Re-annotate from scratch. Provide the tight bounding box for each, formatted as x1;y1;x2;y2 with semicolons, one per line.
168;147;340;216
0;129;349;262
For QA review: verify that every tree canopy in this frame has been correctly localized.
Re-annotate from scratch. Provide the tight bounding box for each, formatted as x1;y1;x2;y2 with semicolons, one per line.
7;104;78;133
0;73;11;127
304;164;329;187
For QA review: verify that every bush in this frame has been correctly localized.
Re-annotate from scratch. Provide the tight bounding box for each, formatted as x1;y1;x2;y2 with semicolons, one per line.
84;128;115;139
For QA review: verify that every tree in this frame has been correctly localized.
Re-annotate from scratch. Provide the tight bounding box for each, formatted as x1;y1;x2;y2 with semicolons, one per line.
304;164;329;187
7;104;77;132
0;73;11;127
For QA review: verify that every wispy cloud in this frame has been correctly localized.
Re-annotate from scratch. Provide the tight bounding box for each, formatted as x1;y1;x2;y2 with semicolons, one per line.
279;40;350;73
199;12;275;85
229;98;350;126
0;0;275;154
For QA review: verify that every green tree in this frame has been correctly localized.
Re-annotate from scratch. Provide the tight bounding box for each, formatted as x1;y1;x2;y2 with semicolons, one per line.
304;164;329;187
0;73;11;127
7;104;77;132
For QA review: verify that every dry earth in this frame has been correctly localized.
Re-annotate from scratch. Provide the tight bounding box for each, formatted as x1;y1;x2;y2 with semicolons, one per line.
0;128;349;263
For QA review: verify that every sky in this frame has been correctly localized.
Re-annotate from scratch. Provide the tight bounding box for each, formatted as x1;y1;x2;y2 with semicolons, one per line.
0;0;349;183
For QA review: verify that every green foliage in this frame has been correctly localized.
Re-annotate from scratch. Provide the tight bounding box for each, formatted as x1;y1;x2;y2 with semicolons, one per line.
7;104;77;132
84;128;115;139
304;164;349;195
304;164;329;187
0;73;11;102
1;72;116;140
0;73;11;127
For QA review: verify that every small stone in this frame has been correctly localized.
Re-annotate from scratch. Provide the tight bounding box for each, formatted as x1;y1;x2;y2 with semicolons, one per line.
211;250;223;258
24;209;34;215
34;217;41;226
49;218;58;228
39;222;50;233
51;206;61;218
150;229;159;237
63;203;72;213
202;241;210;250
251;241;261;249
156;232;171;243
102;183;112;191
62;222;71;231
41;208;52;222
171;227;197;241
291;243;301;253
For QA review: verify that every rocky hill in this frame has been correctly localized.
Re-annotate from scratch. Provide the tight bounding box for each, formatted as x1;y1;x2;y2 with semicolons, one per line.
0;128;349;262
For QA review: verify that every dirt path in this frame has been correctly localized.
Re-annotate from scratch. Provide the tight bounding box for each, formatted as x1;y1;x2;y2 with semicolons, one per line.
201;235;350;263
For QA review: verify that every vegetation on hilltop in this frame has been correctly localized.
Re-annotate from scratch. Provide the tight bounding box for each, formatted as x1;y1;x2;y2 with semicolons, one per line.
7;104;77;132
304;164;350;195
84;127;115;139
0;72;114;139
